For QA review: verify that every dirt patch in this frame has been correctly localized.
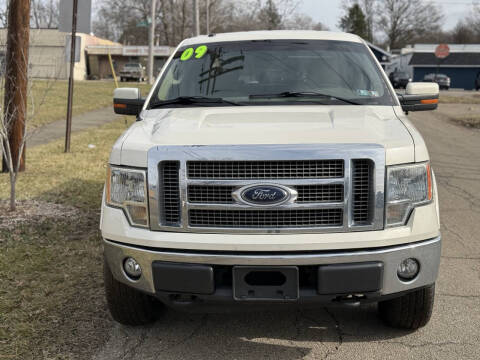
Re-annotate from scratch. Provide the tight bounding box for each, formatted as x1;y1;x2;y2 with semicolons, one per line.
435;103;480;129
0;200;80;230
449;115;480;129
439;93;480;104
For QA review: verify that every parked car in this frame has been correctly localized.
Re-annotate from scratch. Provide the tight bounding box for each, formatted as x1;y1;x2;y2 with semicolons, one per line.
119;63;145;82
423;73;450;90
389;71;411;89
106;31;441;330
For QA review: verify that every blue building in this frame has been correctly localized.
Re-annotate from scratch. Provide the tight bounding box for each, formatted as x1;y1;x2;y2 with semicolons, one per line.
408;44;480;90
367;42;392;69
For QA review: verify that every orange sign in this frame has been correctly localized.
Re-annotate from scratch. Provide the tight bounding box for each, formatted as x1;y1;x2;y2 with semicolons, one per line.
435;44;450;59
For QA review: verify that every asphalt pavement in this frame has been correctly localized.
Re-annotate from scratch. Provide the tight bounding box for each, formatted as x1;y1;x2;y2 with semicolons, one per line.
28;107;122;147
93;104;480;360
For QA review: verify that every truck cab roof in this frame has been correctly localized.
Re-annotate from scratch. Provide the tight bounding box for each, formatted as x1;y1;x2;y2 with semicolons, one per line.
180;30;364;46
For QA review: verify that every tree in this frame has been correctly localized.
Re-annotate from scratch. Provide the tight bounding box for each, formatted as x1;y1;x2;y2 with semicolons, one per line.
283;13;327;31
465;5;480;42
339;4;368;40
30;0;59;29
1;0;30;211
92;0;316;45
341;0;375;42
376;0;443;50
450;21;476;44
258;0;282;30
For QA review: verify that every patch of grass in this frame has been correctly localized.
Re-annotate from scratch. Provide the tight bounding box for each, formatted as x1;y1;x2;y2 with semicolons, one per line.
4;80;151;129
0;218;109;360
0;117;134;359
449;114;480;129
0;117;134;209
439;94;480;104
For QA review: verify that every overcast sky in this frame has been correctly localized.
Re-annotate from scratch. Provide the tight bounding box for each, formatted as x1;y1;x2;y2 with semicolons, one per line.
298;0;479;31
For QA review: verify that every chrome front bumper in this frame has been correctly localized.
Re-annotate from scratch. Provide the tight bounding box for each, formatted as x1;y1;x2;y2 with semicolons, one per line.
104;236;441;300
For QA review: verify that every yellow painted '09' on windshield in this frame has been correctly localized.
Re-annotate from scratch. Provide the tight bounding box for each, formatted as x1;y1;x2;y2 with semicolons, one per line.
180;46;208;61
195;45;208;58
180;47;194;61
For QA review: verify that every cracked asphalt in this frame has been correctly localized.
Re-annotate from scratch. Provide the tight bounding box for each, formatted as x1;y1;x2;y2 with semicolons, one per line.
93;106;480;360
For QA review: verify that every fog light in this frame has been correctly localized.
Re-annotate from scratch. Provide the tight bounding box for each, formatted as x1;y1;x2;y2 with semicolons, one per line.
123;257;142;280
397;258;420;280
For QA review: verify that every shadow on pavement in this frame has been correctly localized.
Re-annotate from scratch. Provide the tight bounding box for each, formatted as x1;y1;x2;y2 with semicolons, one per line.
95;305;412;360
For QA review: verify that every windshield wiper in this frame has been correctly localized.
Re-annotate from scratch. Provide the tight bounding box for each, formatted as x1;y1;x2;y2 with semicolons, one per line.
149;96;242;108
249;91;361;105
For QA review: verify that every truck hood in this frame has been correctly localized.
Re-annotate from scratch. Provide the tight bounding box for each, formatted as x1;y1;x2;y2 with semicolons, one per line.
112;105;416;167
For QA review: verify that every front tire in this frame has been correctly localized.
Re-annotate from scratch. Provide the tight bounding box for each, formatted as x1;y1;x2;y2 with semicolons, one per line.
378;284;435;329
104;259;161;326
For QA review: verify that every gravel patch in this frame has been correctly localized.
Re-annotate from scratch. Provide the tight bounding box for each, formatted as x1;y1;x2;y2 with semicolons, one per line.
0;200;80;230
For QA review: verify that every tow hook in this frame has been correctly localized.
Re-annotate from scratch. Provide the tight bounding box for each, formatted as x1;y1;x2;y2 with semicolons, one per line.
333;294;366;306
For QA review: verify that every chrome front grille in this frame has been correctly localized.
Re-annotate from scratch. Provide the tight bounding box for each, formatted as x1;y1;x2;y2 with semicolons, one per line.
187;160;344;179
148;144;385;233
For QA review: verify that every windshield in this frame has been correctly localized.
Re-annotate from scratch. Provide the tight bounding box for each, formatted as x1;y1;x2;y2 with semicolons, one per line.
150;40;395;107
125;63;139;68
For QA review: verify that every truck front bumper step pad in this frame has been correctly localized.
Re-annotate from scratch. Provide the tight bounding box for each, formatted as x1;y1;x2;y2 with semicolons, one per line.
152;262;214;295
151;262;384;298
317;262;383;294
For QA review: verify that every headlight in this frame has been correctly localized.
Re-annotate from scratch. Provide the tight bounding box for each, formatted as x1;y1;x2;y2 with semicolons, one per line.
106;166;149;227
385;162;432;227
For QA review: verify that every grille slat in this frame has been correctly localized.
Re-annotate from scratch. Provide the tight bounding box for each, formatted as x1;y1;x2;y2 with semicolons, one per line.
187;160;344;179
188;185;233;203
161;161;181;225
295;184;344;203
189;209;343;228
352;159;372;224
188;184;344;204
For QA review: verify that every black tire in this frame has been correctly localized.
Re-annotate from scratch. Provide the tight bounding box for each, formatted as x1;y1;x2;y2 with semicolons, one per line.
378;284;435;330
104;259;161;326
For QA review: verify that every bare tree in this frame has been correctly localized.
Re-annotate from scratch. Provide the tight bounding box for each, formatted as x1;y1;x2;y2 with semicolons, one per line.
450;21;476;44
283;13;328;31
376;0;443;50
30;0;59;29
0;61;61;212
465;5;480;42
1;72;28;212
92;0;316;45
0;0;7;27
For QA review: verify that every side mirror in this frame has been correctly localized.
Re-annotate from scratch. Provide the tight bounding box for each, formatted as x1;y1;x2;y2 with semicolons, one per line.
113;88;144;116
397;82;439;112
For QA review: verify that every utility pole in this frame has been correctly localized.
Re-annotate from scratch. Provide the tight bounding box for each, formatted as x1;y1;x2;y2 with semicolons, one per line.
206;0;210;34
64;0;78;153
193;0;200;36
2;0;30;173
148;0;156;84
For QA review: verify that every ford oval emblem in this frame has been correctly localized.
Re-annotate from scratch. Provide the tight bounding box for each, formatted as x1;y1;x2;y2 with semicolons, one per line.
239;185;291;206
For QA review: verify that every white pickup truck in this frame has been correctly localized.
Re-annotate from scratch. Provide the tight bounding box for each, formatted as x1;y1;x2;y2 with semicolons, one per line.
102;31;441;330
